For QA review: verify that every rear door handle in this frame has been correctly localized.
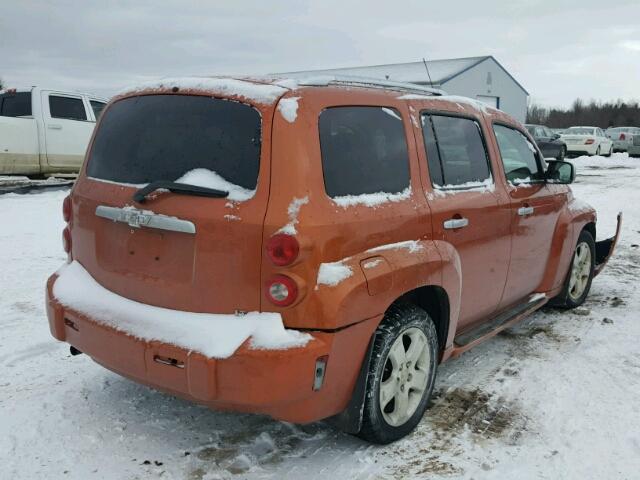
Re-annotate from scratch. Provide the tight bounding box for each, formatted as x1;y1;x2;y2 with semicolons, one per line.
48;124;62;130
518;206;534;216
443;218;469;229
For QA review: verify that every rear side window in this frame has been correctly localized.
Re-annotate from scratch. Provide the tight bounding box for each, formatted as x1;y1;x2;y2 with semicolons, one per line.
87;95;262;189
493;124;544;183
318;106;410;197
0;92;32;117
49;95;87;121
421;114;491;187
90;100;107;120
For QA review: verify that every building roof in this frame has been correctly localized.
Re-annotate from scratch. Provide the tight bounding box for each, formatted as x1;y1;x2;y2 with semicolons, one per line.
278;56;529;95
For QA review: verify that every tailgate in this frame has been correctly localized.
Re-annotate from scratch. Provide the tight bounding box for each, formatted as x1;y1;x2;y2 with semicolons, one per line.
69;93;275;313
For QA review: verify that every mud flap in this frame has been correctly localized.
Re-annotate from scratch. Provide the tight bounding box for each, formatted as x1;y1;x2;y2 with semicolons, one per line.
594;212;622;276
325;334;375;434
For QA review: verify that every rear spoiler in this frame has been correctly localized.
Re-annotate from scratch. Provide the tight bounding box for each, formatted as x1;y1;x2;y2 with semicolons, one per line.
594;212;622;276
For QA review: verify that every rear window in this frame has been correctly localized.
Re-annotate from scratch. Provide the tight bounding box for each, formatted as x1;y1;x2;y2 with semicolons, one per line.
49;95;87;121
0;92;32;117
87;95;262;189
318;106;410;197
565;127;595;135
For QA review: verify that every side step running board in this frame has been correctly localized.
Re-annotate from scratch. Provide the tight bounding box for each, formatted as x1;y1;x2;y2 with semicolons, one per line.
450;296;548;358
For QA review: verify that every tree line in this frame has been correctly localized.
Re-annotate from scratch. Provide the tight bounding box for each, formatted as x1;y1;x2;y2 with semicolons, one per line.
527;99;640;128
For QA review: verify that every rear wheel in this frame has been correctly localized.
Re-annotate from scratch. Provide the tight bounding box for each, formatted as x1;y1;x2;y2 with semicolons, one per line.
358;302;438;444
552;230;595;308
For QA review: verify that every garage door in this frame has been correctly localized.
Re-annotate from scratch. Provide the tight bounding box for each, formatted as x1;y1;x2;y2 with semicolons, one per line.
476;95;499;108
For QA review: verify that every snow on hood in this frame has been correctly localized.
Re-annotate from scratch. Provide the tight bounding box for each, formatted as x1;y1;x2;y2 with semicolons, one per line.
175;168;255;202
118;77;287;104
53;261;311;359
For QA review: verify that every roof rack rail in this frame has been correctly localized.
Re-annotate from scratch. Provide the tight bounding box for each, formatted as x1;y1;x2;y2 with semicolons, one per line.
295;74;446;96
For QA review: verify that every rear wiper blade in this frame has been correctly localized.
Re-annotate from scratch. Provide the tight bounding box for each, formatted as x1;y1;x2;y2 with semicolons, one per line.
133;181;229;203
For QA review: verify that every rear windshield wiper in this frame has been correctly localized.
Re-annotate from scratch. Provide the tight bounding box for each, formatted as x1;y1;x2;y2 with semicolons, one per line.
133;181;229;203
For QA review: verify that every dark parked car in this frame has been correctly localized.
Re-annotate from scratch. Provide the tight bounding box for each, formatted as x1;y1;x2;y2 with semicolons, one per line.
525;124;567;160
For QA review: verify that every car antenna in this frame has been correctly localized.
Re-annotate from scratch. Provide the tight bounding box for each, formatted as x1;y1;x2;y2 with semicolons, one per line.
422;57;434;86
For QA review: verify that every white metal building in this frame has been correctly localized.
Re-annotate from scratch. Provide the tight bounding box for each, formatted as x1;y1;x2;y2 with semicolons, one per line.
279;56;529;123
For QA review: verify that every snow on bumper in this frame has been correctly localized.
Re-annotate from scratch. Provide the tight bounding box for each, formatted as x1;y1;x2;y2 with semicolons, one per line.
45;262;372;422
52;261;311;358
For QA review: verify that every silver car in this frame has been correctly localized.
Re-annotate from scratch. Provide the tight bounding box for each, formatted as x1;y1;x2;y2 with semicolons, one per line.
606;127;640;152
628;134;640;157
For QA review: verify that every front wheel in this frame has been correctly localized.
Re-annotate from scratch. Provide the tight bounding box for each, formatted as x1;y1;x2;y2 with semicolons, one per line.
358;302;438;444
552;230;595;308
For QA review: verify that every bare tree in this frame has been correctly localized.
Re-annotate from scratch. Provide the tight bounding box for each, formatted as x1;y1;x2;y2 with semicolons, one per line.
527;99;640;128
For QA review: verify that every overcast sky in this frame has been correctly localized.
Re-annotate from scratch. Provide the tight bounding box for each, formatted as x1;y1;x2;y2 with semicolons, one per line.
2;0;639;108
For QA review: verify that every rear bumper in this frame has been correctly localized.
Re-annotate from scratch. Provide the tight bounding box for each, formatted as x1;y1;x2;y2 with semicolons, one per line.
566;143;598;155
46;274;379;423
612;140;629;151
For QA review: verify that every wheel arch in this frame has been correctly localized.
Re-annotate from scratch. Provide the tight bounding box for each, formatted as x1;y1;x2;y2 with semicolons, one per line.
395;285;450;357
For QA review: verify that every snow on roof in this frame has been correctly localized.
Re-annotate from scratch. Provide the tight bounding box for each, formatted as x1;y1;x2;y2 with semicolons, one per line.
117;77;288;104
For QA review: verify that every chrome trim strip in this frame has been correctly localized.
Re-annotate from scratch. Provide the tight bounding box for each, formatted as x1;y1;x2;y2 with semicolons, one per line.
95;205;196;234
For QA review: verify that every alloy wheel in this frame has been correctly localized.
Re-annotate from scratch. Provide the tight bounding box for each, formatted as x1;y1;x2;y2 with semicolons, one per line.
379;327;431;427
568;242;592;301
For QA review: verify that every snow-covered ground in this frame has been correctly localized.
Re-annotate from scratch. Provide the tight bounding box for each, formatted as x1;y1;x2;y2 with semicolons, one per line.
1;153;639;479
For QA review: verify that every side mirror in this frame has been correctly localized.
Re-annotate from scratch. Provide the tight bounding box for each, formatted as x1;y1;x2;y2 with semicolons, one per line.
546;160;575;184
552;133;561;140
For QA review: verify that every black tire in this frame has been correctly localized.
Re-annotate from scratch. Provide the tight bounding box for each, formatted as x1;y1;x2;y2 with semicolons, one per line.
551;229;596;308
557;145;566;161
357;302;439;444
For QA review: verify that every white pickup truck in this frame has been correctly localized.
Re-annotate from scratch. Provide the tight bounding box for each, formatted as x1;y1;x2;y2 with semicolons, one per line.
0;87;108;176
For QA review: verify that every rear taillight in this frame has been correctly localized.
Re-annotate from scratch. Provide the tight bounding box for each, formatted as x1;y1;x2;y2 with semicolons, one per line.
265;275;298;306
585;138;595;145
62;195;71;223
620;133;626;140
62;226;72;253
266;234;299;266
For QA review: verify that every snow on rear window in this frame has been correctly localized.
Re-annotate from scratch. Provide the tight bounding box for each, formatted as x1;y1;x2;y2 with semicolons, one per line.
53;261;311;358
175;168;255;202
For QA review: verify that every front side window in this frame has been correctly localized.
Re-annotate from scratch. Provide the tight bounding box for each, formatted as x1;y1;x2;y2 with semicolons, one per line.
49;95;87;121
0;92;32;117
90;100;107;120
318;106;410;197
421;114;491;188
493;124;544;184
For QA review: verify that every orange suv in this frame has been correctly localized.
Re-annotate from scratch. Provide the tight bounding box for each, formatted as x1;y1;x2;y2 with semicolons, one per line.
46;76;620;444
